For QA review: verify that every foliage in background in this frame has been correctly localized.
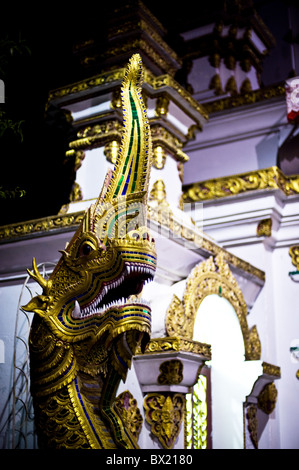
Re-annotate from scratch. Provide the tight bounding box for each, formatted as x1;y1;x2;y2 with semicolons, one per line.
0;35;30;200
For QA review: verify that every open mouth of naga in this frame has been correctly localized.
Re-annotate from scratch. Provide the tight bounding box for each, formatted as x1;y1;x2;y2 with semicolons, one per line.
71;262;155;320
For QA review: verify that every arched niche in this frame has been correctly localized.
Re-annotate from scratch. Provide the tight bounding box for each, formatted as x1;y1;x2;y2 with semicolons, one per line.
166;253;267;448
193;294;263;448
166;253;261;361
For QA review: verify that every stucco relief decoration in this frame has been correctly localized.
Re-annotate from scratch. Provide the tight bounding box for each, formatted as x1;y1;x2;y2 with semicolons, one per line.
114;391;143;441
256;218;272;237
246;404;258;449
289;245;299;270
157;360;183;385
166;253;261;360
257;382;278;415
144;393;184;449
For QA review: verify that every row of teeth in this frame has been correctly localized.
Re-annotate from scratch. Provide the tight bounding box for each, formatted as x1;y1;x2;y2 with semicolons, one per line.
71;296;150;319
126;265;153;275
71;263;154;320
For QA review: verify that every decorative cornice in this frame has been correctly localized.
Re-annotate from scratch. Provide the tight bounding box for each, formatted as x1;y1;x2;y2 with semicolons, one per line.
69;119;123;151
203;83;285;114
137;336;211;360
0;205;265;282
68;120;190;163
0;211;84;241
48;68;126;103
107;19;180;67
182;166;299;203
145;72;208;122
48;66;208;124
148;205;265;281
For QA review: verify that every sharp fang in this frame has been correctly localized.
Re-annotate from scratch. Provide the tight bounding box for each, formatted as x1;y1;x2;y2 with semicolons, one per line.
72;300;82;319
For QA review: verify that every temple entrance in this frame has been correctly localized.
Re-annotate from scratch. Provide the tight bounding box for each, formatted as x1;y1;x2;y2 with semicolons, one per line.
192;294;262;449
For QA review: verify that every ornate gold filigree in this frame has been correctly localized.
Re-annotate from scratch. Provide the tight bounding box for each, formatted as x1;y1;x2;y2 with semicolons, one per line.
149;179;170;208
209;74;223;96
166;254;261;361
262;362;281;378
158;360;183;385
69;120;123;151
70;182;83;203
150;125;189;162
247;326;262;360
146;73;208;121
257;382;278;415
137;336;211;359
241;78;252;94
246;404;258;449
114;391;143;441
0;202;265;287
182;166;299;202
204;83;285;114
225;76;238;96
289;245;299;270
0;194;265;286
144;393;184;449
48;68;126;103
257;218;272;237
0;211;85;240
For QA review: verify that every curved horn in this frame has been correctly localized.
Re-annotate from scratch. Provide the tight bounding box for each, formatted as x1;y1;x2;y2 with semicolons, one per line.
27;258;51;294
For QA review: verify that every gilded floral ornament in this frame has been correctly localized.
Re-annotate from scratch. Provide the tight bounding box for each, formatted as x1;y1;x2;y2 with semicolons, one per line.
149;179;170;208
246;404;258;449
182;166;299;202
157;360;183;385
257;382;278;415
114;391;143;441
137;336;211;359
289;245;299;270
144;393;184;449
166;254;261;361
257;218;272;237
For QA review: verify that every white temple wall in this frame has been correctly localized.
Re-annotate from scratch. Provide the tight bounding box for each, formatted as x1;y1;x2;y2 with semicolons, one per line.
190;191;299;448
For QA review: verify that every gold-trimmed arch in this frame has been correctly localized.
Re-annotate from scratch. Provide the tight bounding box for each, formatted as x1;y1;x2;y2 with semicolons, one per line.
166;253;261;360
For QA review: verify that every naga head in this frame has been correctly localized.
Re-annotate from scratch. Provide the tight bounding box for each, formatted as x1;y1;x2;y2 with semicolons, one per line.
23;54;156;377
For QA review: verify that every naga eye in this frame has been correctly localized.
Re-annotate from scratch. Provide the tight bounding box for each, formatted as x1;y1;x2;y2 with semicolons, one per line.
79;241;95;257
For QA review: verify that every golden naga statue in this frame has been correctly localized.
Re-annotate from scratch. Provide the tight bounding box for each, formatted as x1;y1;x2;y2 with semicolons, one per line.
23;54;156;449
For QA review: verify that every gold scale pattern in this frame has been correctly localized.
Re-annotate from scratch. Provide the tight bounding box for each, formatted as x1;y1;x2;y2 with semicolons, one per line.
23;54;157;449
